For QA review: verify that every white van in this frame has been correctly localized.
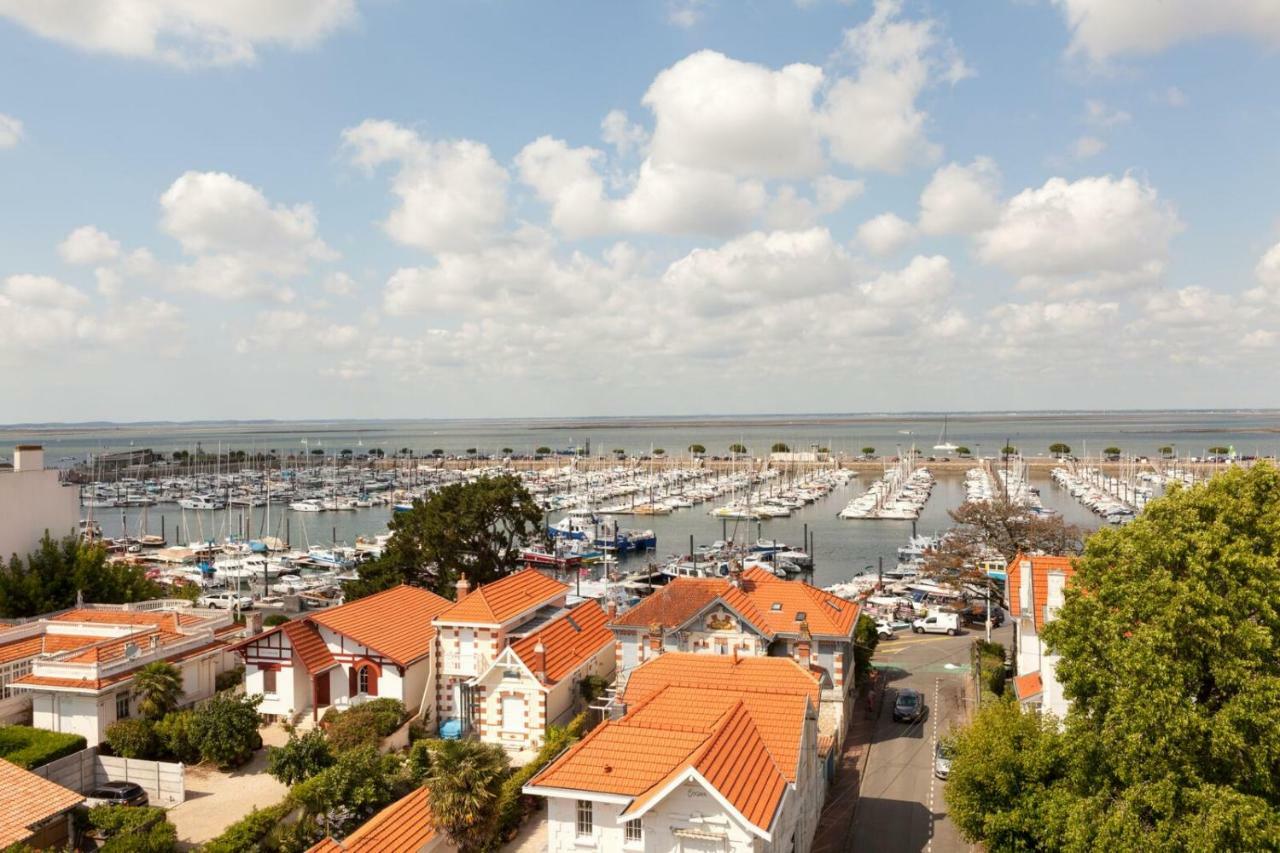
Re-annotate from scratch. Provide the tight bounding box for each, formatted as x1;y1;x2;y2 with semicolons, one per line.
912;611;961;636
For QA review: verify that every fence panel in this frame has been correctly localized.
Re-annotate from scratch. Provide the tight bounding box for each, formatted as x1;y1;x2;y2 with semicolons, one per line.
96;754;186;806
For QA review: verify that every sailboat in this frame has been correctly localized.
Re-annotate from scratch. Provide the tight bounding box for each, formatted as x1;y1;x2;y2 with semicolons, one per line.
933;415;959;454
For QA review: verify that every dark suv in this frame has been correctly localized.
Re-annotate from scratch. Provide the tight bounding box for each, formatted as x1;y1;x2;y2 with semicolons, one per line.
962;603;1004;627
85;781;149;808
893;688;925;723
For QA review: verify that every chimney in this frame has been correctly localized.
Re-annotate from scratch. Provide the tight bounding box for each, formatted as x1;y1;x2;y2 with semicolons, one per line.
13;444;44;472
533;640;547;683
455;574;470;602
606;600;618;622
150;634;160;650
648;622;663;654
796;619;812;663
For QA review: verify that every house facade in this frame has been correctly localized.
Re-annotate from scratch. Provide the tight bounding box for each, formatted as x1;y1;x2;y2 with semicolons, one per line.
3;601;242;746
0;445;79;563
526;653;825;853
234;584;453;723
609;567;860;742
1007;553;1076;718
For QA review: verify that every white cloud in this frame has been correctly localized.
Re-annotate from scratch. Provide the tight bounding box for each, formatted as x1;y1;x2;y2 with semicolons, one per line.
819;0;971;173
1084;99;1130;128
1053;0;1280;60
3;273;88;307
58;225;121;265
858;254;953;306
1140;286;1237;327
1244;241;1280;306
0;0;357;67
160;170;335;300
1073;135;1106;159
233;309;359;353
666;0;709;28
976;175;1182;292
988;299;1120;340
0;113;22;148
857;213;916;256
323;272;356;296
766;178;864;230
1163;86;1188;107
644;51;826;179
917;157;1002;235
0;274;181;353
342;119;510;253
600;109;649;157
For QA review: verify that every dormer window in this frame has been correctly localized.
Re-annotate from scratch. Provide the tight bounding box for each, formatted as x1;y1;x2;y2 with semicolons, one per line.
795;611;807;622
771;603;782;611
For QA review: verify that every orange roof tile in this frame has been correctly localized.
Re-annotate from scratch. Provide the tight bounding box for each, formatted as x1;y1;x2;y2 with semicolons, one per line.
53;609;203;628
612;570;859;639
529;654;815;836
0;633;103;665
307;786;436;852
511;601;614;684
622;653;820;708
1013;671;1043;701
1007;553;1076;631
308;585;453;667
0;759;83;847
436;569;567;626
11;639;226;692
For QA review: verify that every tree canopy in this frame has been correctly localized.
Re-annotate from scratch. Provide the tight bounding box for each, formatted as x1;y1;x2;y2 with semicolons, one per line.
344;475;544;599
922;499;1084;584
425;739;511;853
0;534;161;618
1049;442;1071;456
946;463;1280;850
771;442;791;453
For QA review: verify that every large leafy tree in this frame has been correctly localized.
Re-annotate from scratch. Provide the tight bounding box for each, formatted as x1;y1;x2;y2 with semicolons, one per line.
0;534;161;618
921;499;1084;587
344;475;543;599
133;661;183;721
424;739;511;853
946;464;1280;850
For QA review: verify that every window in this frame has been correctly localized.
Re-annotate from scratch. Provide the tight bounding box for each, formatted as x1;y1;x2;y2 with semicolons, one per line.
116;691;130;719
358;666;370;695
625;819;643;843
0;661;32;699
575;800;593;838
262;667;277;694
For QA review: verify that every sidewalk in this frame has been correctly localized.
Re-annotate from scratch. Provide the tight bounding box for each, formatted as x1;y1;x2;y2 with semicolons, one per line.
811;675;883;853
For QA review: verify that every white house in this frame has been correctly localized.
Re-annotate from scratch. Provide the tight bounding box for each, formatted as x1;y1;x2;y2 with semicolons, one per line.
525;653;825;853
470;599;615;752
609;566;861;744
1007;553;1076;718
4;601;242;746
0;445;79;562
234;584;453;723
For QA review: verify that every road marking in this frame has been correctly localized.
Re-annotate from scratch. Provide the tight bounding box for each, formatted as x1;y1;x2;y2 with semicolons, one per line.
927;676;941;853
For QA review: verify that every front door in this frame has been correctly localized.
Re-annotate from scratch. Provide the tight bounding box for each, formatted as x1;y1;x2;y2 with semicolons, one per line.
314;671;330;707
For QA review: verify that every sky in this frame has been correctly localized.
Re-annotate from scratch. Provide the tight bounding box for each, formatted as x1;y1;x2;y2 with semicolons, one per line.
2;0;1280;422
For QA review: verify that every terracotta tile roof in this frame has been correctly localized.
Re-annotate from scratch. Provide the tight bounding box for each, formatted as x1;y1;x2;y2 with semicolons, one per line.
307;786;436;852
0;633;102;665
282;621;338;674
53;609;203;629
1007;553;1076;631
511;601;614;684
1013;671;1043;701
62;628;184;664
0;758;83;847
611;569;859;639
436;569;567;626
10;639;226;692
622;653;820;708
308;584;453;666
529;658;814;836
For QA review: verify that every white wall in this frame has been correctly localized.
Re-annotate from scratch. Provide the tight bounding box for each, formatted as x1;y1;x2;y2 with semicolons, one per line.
546;785;761;852
0;466;79;561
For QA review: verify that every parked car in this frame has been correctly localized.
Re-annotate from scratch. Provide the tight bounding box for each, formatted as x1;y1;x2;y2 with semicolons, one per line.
197;591;254;610
913;611;961;636
934;742;954;779
85;781;149;808
892;687;925;723
875;618;896;639
961;603;1004;627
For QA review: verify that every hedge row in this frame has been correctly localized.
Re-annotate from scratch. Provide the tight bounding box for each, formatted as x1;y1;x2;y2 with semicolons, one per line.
0;725;86;769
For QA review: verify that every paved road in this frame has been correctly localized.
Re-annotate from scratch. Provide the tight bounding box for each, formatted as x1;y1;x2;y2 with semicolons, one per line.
851;623;1013;853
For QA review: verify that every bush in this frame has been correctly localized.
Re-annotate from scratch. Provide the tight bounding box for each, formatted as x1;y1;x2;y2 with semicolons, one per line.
154;710;200;764
323;698;406;753
188;692;263;768
202;799;295;853
215;665;245;693
89;805;177;852
407;737;438;785
105;718;159;759
578;675;609;703
263;613;291;627
293;747;404;837
0;725;86;769
268;728;334;786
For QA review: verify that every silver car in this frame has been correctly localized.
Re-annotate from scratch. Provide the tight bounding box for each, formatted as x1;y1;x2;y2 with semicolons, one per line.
934;742;954;779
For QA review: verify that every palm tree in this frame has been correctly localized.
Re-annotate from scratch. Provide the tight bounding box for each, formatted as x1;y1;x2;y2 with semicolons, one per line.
133;661;183;721
425;739;511;852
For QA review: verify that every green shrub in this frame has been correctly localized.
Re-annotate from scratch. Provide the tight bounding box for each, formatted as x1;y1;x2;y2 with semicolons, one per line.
201;799;295;853
0;725;86;769
323;698;406;753
188;692;263;768
578;675;609;703
406;737;440;784
263;613;291;627
267;728;334;786
105;718;159;759
292;747;403;837
90;805;177;852
215;665;245;693
154;710;200;764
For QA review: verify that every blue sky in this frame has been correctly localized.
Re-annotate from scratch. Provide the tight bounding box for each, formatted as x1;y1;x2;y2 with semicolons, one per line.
2;0;1280;422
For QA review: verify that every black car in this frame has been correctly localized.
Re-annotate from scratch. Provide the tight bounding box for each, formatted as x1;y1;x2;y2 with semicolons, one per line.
893;688;925;723
85;781;149;808
962;603;1004;627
